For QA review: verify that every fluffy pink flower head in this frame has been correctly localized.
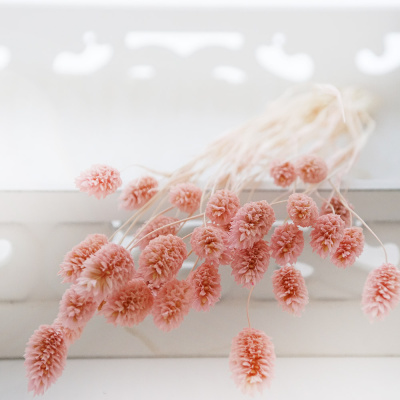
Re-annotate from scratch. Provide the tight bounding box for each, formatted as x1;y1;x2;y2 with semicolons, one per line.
231;240;270;289
205;189;240;225
135;215;179;250
75;164;122;199
77;243;135;301
331;227;364;268
119;176;158;211
270;223;304;267
287;193;319;227
189;262;221;312
272;265;309;316
362;263;400;321
24;324;68;396
152;279;193;332
138;234;187;290
101;279;154;326
229;327;275;395
296;155;328;184
270;160;297;188
321;196;353;228
310;213;345;259
229;200;275;250
53;319;84;346
169;183;202;214
59;234;108;284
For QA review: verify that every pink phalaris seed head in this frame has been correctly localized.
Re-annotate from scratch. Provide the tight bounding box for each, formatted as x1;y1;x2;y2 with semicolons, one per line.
228;200;275;250
270;160;297;188
24;324;68;396
287;193;319;227
136;215;180;250
205;189;240;225
272;265;309;316
321;196;353;228
77;243;135;301
270;223;304;267
189;262;221;312
229;327;275;396
100;279;154;326
231;240;270;289
138;234;187;290
119;176;158;211
59;233;108;284
362;263;400;321
152;279;193;332
169;183;202;214
295;154;328;184
190;225;227;264
310;214;345;259
331;227;364;268
75;164;122;199
53;319;84;346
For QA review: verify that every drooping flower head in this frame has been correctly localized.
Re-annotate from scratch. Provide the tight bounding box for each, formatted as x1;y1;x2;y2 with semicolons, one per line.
310;213;345;259
287;193;319;227
229;327;275;395
119;176;158;211
75;164;122;199
270;160;297;188
169;183;202;214
229;200;275;250
152;279;193;332
272;265;309;316
205;189;240;225
331;227;364;268
59;233;108;284
296;155;328;184
362;263;400;321
53;319;84;346
321;196;353;228
190;225;227;264
231;240;270;288
270;223;304;267
24;325;68;396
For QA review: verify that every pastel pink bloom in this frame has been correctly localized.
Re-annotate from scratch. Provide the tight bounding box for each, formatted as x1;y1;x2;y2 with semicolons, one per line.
229;327;275;395
189;262;221;312
270;223;304;267
362;263;400;321
272;265;309;316
190;225;227;264
138;234;187;290
231;240;270;288
321;196;353;228
119;176;158;211
287;193;319;227
24;325;68;396
296;155;328;184
331;227;364;268
75;164;122;199
169;183;202;214
270;160;297;188
59;234;108;284
310;214;345;259
101;279;154;326
205;189;240;225
53;319;84;346
135;215;179;250
228;200;275;250
152;279;193;332
77;243;135;301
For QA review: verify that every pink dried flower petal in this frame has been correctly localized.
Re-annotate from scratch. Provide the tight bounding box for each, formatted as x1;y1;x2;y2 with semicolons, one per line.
331;227;364;268
119;176;158;211
24;324;68;396
362;263;400;321
310;214;345;259
190;225;227;264
53;319;84;346
229;327;275;395
270;160;297;188
296;155;328;184
101;279;154;326
205;189;240;225
272;265;309;316
75;164;122;199
59;234;108;284
321;196;353;228
287;193;319;227
152;279;193;331
169;183;202;214
231;240;270;288
270;223;304;267
229;200;275;250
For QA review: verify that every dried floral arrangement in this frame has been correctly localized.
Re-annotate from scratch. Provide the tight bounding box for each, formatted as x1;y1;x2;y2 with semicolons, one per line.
24;85;400;396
